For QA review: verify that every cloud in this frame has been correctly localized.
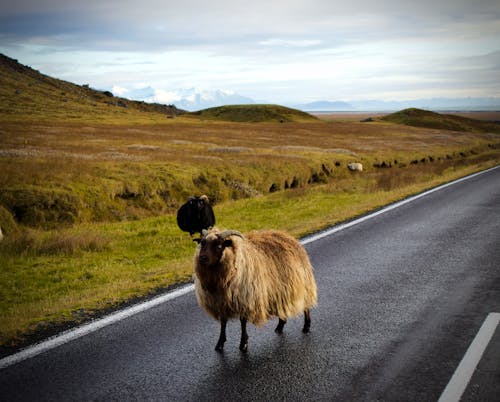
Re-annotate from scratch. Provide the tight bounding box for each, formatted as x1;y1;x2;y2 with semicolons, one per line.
147;89;181;104
1;0;499;102
2;0;498;51
259;38;323;48
111;85;129;96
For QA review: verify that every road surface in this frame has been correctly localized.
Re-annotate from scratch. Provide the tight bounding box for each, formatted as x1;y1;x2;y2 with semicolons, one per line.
1;167;499;401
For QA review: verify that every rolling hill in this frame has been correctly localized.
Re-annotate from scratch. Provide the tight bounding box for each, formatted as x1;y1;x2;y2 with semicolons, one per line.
188;104;318;122
381;108;500;134
0;53;316;124
0;53;184;122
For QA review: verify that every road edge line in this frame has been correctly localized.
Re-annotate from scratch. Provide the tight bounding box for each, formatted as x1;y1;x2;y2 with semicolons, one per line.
301;164;499;244
0;284;194;370
438;312;500;402
1;165;498;370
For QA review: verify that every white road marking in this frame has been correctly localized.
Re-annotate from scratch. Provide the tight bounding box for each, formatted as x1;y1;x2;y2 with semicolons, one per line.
0;284;194;370
0;165;498;370
301;165;500;245
438;312;500;402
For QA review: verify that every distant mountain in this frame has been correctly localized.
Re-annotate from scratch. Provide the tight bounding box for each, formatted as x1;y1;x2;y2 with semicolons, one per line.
293;100;353;111
120;87;255;111
348;98;500;112
294;98;500;112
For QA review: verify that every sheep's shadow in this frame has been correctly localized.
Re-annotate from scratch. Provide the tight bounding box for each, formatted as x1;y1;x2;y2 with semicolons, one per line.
189;324;323;401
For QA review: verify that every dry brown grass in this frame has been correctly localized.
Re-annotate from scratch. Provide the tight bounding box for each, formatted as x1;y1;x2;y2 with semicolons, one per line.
1;119;498;228
313;111;500;123
1;119;496;162
446;111;500;121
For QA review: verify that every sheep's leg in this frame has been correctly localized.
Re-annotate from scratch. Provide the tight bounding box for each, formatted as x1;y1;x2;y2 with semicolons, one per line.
239;317;248;352
302;309;311;333
215;318;227;351
275;318;287;334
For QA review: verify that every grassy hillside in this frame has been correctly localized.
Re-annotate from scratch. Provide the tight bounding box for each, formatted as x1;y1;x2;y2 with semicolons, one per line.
381;108;500;134
0;53;184;123
188;104;318;122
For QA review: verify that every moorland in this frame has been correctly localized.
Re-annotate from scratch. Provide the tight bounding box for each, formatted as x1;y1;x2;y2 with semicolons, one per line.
1;53;499;353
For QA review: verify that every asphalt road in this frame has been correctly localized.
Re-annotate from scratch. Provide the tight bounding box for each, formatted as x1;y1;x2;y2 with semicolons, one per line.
1;167;499;401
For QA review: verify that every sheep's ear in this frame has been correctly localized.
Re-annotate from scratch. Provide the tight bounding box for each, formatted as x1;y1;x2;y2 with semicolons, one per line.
193;238;202;244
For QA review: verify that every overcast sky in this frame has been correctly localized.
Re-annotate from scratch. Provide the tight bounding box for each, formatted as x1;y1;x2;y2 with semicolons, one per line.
1;0;499;103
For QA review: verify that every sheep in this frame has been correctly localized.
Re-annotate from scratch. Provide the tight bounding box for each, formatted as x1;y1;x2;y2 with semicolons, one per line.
176;195;215;237
193;227;317;352
347;162;363;172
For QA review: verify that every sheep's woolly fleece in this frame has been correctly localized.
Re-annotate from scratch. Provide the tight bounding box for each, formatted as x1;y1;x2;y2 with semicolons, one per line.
194;228;317;326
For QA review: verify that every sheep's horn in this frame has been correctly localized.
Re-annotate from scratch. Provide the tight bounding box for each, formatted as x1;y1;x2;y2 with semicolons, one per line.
219;230;245;240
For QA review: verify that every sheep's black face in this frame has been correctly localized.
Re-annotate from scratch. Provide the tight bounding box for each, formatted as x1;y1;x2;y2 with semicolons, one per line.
197;198;205;211
198;235;232;267
188;196;206;212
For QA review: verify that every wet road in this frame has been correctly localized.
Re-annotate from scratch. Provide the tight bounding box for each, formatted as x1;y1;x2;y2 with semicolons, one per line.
1;167;499;401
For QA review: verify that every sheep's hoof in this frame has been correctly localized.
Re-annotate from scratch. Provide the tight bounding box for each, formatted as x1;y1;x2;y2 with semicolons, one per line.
302;325;311;334
215;342;225;352
239;342;248;353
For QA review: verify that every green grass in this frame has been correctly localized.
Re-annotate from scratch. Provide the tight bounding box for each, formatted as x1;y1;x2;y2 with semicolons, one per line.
187;104;319;122
381;108;500;134
1;52;500;350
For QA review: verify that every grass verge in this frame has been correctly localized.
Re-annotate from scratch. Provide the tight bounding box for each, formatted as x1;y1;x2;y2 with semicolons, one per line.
0;156;498;352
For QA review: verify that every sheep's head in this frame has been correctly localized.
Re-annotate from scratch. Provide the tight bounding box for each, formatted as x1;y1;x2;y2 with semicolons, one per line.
195;194;210;211
186;195;209;212
196;229;244;268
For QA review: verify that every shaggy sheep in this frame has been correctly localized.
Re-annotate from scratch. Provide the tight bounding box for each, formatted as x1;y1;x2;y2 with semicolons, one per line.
176;195;215;236
347;162;363;172
193;228;317;352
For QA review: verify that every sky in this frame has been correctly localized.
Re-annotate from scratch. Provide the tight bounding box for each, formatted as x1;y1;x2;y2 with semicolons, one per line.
1;0;499;104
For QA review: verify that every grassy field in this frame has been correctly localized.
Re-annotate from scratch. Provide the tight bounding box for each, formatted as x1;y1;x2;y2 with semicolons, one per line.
2;117;498;228
1;53;500;352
